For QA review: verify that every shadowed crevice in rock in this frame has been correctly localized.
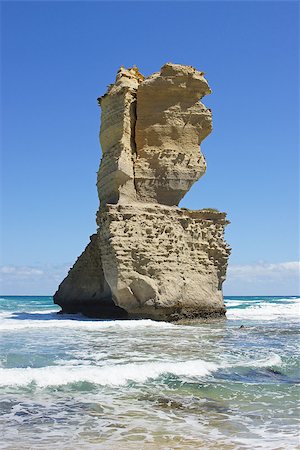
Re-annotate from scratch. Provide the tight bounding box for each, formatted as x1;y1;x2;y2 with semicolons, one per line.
54;63;231;321
96;67;142;206
57;299;128;319
53;235;128;318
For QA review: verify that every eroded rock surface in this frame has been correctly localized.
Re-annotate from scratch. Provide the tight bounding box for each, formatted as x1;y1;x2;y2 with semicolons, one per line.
96;67;143;206
54;63;230;320
135;63;212;205
97;205;230;320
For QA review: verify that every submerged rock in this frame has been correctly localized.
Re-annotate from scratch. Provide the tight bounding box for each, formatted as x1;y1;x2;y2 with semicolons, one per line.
54;63;231;320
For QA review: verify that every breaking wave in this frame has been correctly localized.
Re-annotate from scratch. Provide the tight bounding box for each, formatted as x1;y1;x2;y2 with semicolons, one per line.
0;314;175;332
0;353;283;388
0;359;218;387
226;298;299;321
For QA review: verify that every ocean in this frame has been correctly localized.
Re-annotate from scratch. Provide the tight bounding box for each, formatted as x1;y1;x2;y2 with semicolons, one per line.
0;295;299;450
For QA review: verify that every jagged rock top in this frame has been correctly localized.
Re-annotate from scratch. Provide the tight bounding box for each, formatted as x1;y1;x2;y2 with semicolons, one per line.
98;66;144;103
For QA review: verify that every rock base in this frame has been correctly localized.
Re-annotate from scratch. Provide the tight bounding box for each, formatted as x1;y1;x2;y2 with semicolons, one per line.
54;205;230;321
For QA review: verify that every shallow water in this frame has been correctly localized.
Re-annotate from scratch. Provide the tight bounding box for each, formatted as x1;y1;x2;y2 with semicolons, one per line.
0;295;299;449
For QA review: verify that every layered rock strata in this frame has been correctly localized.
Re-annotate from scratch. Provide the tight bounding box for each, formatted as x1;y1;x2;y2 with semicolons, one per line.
54;63;231;320
97;67;142;206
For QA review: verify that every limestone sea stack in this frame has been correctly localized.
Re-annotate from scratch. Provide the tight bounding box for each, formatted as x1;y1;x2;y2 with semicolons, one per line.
54;63;231;321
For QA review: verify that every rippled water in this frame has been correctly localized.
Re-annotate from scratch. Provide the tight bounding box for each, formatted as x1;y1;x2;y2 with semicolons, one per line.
0;295;299;449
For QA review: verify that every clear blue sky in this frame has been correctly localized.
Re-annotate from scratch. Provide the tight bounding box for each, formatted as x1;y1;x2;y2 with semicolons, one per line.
1;1;299;295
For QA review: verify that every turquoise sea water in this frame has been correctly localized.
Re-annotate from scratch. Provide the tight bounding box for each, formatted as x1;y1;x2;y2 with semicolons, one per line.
0;295;299;449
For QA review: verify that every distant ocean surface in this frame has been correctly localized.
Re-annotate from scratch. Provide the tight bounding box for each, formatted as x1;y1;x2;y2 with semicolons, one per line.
0;295;299;450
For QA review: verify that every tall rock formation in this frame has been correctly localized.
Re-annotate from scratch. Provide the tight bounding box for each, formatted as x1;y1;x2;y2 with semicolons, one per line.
54;63;231;321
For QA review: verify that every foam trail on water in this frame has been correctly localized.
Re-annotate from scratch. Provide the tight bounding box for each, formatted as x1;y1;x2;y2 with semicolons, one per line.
224;300;247;307
245;354;282;368
230;354;282;369
0;318;175;332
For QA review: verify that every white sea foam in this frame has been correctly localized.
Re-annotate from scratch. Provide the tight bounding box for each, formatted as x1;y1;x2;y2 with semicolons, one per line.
0;353;283;388
0;317;175;332
0;359;218;387
250;353;282;368
233;353;282;369
224;300;247;307
21;308;59;314
227;299;300;321
0;311;13;319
